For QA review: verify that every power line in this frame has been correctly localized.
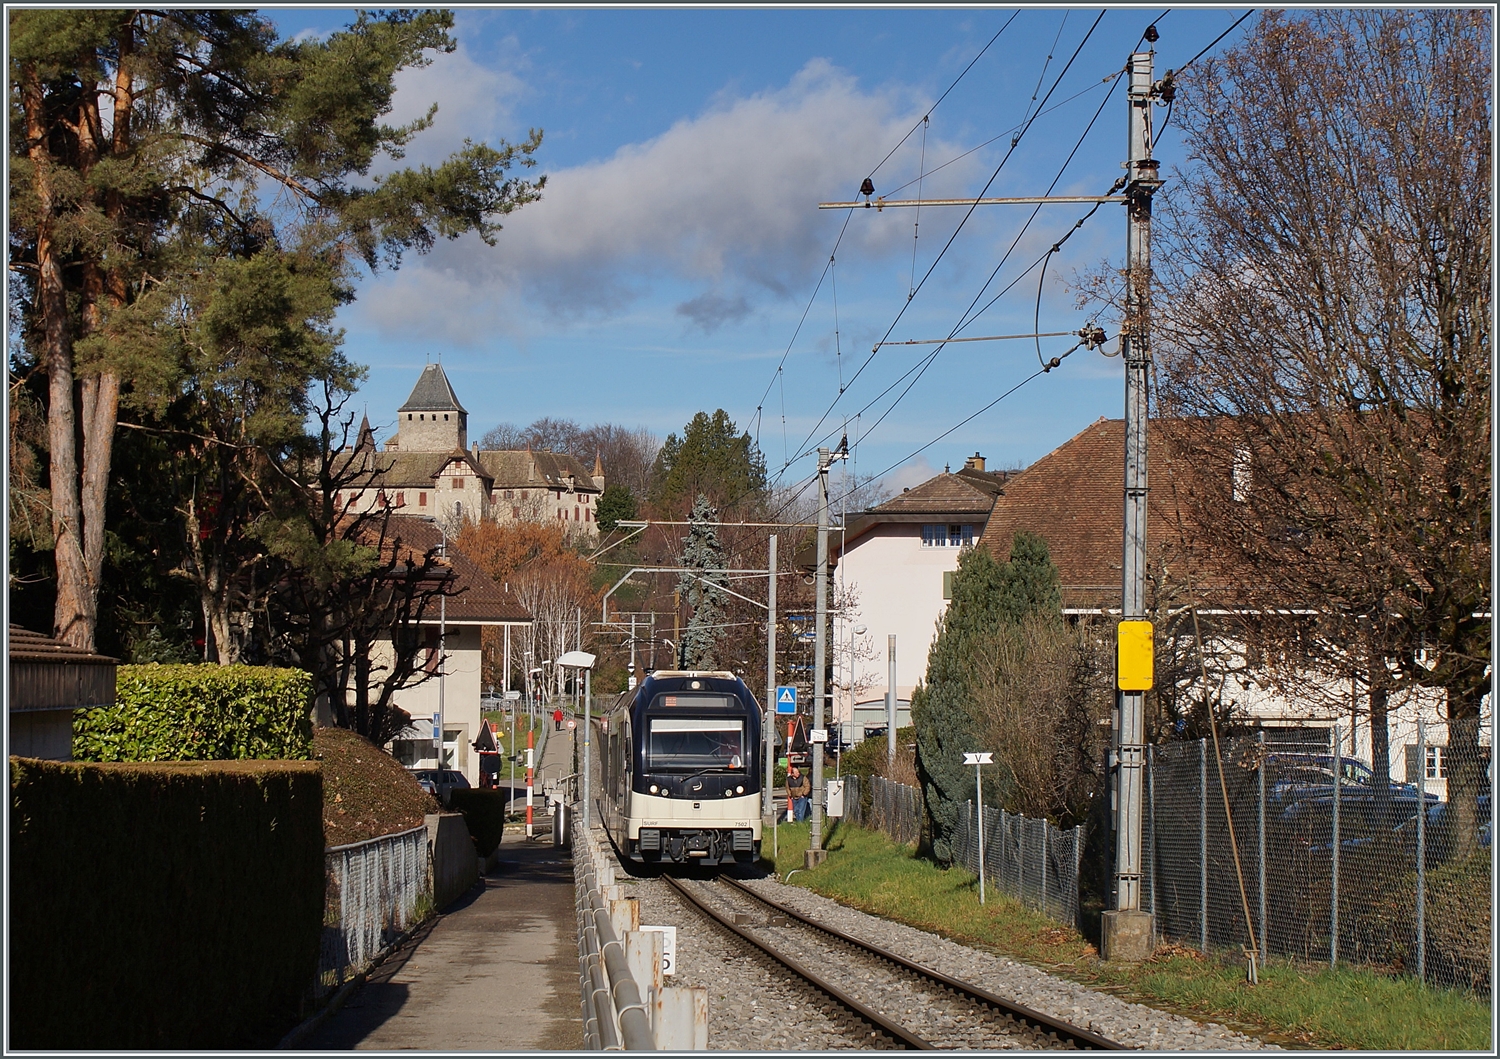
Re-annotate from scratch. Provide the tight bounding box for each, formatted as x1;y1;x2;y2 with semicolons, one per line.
781;10;1109;478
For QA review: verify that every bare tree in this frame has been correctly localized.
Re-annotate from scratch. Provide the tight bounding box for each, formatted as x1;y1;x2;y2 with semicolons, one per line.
1133;10;1489;854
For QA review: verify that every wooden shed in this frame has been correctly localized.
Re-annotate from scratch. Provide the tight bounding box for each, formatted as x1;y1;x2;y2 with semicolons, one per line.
8;626;117;760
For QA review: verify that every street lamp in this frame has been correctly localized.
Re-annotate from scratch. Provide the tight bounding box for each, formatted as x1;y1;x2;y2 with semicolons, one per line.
421;516;450;771
557;650;597;827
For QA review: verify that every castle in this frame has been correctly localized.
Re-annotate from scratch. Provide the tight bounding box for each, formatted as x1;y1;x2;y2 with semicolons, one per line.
336;363;604;537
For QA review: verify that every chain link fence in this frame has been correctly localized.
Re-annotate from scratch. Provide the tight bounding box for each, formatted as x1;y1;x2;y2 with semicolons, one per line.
953;801;1083;926
1144;730;1490;993
316;826;431;996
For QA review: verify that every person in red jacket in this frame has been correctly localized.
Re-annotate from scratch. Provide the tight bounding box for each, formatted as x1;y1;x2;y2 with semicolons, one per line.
553;707;564;732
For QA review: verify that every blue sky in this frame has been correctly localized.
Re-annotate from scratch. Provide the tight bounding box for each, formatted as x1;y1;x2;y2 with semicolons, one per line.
268;5;1255;493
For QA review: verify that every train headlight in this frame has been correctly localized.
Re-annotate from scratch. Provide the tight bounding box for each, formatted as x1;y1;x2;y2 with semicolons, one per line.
736;785;744;794
649;784;658;793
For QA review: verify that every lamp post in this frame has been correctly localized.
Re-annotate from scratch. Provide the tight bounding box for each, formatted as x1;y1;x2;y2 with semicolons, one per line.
421;517;449;771
558;651;597;827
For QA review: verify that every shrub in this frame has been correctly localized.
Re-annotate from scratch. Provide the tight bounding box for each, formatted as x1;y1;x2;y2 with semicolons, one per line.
9;757;324;1048
75;664;313;762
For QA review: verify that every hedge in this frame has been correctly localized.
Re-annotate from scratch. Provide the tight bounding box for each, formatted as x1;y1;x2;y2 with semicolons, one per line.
74;664;313;762
9;757;325;1049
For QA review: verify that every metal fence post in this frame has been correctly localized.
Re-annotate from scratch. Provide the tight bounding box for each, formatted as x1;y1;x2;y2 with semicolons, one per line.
1415;718;1426;982
1147;744;1157;944
1041;820;1049;917
999;807;1007;897
1200;737;1209;954
1073;824;1083;928
1330;723;1340;968
1257;729;1267;963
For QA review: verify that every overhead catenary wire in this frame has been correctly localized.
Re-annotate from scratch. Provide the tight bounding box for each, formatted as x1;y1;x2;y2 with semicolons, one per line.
751;13;1019;447
781;10;1109;480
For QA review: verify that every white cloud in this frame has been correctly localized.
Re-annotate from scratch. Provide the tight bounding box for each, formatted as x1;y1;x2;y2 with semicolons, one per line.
359;60;982;341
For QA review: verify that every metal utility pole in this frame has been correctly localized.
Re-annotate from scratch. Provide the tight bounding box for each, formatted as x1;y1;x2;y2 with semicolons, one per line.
808;443;846;866
628;614;637;690
887;635;897;764
765;534;778;823
1102;47;1163;963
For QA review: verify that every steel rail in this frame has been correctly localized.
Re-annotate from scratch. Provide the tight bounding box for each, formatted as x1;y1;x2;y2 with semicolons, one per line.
661;875;933;1050
721;877;1129;1051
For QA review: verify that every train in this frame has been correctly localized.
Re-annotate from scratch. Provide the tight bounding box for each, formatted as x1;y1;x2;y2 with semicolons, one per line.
599;670;764;866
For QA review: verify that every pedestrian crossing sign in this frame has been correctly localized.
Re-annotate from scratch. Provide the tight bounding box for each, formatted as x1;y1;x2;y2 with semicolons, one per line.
775;686;798;713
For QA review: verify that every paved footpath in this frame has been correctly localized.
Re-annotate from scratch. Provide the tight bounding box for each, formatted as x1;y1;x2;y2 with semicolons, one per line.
297;830;582;1052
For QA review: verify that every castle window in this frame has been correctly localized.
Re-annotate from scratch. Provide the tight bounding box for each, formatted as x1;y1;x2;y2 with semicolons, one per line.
585;508;592;522
396;492;405;507
453;477;465;489
504;490;513;499
444;413;449;421
408;413;413;420
512;507;520;518
454;501;463;520
419;492;428;507
574;506;580;521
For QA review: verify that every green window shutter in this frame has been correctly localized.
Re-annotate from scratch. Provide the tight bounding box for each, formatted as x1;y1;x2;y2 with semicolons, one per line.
942;570;954;600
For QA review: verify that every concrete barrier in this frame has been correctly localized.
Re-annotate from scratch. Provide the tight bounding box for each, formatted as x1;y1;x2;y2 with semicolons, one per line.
425;813;478;911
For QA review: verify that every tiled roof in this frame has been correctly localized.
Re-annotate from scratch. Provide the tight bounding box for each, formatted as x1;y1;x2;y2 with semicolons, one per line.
477;449;602;493
378;516;531;624
869;470;1005;516
397;363;468;414
978;417;1240;608
8;625;118;666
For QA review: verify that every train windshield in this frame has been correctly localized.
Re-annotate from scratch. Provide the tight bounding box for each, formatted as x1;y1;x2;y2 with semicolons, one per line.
646;717;745;771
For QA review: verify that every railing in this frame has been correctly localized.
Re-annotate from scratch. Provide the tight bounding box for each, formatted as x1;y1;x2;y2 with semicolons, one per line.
573;818;656;1050
952;802;1083;926
315;826;430;996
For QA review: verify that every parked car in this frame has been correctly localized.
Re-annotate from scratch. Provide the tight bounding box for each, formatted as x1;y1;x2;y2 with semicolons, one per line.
409;768;470;806
1398;793;1493;858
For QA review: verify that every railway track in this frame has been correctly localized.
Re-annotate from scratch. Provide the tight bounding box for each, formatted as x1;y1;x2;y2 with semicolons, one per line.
662;873;1128;1051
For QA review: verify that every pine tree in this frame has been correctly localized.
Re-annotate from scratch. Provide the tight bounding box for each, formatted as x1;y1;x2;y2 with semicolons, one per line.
678;494;728;669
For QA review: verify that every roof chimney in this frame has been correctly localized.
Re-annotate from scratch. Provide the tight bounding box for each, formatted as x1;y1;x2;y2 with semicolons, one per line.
964;452;985;472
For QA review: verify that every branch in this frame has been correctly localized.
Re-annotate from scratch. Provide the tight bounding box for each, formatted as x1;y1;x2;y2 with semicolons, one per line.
169;133;324;204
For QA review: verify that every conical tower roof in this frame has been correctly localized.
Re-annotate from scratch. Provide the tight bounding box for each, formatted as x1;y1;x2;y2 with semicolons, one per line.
397;362;467;414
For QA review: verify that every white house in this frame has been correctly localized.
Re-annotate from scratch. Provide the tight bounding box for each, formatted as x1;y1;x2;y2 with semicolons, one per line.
976;416;1489;800
828;455;1011;740
336;515;531;787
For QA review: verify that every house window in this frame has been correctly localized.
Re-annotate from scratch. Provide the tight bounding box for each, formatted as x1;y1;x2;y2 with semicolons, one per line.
454;501;463;521
922;524;975;547
1233;445;1252;502
504;490;514;499
396;492;405;507
574;506;580;521
453;477;465;489
419;492;428;507
943;571;955;600
512;506;520;518
586;508;592;522
1406;743;1450;783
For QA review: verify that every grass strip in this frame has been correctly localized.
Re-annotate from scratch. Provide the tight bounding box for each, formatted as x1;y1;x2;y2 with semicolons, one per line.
764;820;1491;1051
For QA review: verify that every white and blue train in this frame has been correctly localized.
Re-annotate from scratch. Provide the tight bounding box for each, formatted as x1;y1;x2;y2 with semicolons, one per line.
599;670;763;866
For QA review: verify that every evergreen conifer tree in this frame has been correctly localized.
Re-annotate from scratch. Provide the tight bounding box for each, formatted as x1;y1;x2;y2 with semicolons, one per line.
678;494;728;669
913;532;1064;861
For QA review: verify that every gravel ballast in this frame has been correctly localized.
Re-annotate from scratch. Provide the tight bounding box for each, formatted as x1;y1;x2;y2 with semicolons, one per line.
616;854;1277;1051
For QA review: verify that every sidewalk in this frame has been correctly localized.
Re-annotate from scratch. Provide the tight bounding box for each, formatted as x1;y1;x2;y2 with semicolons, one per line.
294;827;581;1051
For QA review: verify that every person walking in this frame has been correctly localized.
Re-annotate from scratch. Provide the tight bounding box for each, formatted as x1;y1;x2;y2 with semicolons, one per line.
553;707;564;732
786;764;811;822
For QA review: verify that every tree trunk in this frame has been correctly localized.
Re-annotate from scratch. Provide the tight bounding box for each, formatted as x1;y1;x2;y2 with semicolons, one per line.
1444;692;1485;862
1368;682;1393;833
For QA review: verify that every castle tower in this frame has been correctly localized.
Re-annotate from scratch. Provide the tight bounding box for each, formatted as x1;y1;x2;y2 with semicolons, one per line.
395;363;468;452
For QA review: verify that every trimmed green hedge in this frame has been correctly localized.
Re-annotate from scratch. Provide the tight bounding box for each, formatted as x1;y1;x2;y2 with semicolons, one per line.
75;664;313;762
9;757;325;1049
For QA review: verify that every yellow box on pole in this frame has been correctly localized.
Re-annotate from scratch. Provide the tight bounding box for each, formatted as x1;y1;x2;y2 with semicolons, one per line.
1117;620;1154;690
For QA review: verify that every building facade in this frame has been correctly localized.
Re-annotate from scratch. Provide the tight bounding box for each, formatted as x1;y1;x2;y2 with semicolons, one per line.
829;455;1011;740
338;363;605;538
